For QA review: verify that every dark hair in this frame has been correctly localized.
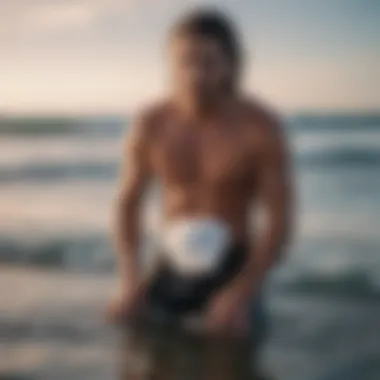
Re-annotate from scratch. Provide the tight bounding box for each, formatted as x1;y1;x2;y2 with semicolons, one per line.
170;9;242;87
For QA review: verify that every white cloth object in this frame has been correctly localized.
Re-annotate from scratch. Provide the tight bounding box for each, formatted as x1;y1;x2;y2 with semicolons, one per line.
161;217;232;276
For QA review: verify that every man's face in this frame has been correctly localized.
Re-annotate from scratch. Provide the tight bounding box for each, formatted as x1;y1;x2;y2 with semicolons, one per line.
170;34;233;100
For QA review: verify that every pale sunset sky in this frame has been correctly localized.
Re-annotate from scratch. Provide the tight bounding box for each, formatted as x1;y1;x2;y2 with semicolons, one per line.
1;0;379;115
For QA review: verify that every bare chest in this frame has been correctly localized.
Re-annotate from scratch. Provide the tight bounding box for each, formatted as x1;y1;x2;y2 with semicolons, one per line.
151;124;254;186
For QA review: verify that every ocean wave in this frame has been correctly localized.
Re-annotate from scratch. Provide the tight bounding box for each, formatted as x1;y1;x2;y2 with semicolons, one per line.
297;147;380;167
293;129;380;153
278;270;380;301
0;234;114;272
273;235;380;300
290;114;380;131
0;232;156;273
0;161;118;183
0;136;121;166
0;116;126;136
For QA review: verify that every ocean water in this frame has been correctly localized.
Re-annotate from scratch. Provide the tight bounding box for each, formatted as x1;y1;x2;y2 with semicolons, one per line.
1;114;380;380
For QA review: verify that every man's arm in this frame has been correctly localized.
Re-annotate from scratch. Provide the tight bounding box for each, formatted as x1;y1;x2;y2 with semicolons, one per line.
205;114;292;334
234;116;293;298
114;112;152;292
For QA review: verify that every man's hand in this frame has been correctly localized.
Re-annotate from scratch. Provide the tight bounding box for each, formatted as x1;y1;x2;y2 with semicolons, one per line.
205;287;250;337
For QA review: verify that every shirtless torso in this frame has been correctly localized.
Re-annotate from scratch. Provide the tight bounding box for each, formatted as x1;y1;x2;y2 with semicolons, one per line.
126;97;288;246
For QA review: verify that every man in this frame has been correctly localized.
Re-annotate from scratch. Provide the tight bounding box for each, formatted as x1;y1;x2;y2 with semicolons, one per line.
109;9;292;379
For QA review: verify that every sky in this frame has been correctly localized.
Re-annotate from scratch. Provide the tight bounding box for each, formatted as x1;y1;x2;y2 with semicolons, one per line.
0;0;379;115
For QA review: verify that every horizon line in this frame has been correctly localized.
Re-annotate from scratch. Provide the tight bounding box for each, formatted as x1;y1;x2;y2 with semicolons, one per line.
2;108;380;119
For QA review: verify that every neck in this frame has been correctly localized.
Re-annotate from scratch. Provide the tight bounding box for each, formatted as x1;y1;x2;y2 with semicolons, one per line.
176;91;235;120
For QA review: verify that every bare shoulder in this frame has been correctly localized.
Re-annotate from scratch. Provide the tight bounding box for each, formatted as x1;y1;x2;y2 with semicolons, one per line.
242;96;283;135
130;99;172;140
240;96;287;154
121;100;172;162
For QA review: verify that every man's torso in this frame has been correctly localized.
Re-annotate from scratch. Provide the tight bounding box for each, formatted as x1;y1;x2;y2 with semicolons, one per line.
142;97;275;243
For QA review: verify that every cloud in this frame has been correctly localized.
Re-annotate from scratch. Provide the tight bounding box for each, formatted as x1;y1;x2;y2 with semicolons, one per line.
0;0;142;39
27;1;108;30
0;0;211;41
